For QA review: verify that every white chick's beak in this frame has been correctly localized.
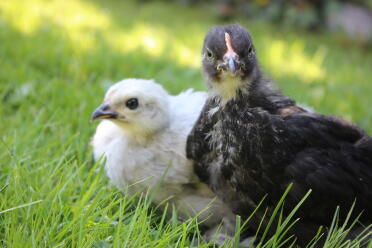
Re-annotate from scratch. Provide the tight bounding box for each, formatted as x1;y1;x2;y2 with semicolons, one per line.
91;103;118;121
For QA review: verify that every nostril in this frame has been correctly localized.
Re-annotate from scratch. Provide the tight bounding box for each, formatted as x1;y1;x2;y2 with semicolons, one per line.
217;63;227;71
240;62;246;70
101;104;110;111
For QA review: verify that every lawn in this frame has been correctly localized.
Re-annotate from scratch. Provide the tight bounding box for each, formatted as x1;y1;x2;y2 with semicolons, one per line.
0;0;371;247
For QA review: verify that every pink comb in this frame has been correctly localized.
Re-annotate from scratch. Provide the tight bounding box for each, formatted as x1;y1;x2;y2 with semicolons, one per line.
224;32;235;54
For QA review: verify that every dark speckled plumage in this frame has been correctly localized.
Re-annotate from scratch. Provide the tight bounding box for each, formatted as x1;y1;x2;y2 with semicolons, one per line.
187;24;372;246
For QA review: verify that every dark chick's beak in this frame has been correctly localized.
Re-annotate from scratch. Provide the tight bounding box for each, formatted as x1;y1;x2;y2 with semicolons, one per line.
217;53;240;74
91;103;118;121
217;32;241;74
227;55;236;72
226;54;240;73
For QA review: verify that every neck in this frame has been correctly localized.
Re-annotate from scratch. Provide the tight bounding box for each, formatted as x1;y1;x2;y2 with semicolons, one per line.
224;72;296;113
210;67;261;105
210;74;244;105
113;122;159;145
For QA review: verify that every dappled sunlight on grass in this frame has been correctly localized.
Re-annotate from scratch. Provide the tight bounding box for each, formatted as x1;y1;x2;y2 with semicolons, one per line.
108;23;166;57
106;23;200;67
0;0;110;34
262;39;327;82
0;0;371;247
0;0;328;80
0;0;109;52
0;0;371;129
0;0;201;68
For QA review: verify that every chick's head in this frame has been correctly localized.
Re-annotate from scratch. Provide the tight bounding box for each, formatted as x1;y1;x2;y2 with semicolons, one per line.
92;79;170;138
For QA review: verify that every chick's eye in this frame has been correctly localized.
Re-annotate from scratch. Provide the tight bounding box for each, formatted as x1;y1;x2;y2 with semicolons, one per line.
248;46;253;55
125;98;139;110
206;49;213;59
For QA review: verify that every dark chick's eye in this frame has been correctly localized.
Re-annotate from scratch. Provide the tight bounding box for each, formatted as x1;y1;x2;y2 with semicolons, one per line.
125;98;139;110
206;49;213;59
248;46;253;55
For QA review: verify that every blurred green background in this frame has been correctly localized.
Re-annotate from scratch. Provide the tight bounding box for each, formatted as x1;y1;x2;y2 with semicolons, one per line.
1;0;371;131
0;0;371;247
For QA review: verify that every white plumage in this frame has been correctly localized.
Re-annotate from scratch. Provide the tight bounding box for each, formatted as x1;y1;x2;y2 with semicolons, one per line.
91;78;235;232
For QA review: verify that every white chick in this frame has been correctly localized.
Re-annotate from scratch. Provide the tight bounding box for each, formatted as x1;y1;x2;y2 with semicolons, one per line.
91;78;235;234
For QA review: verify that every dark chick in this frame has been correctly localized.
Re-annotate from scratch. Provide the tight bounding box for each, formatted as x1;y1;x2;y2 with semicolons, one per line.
186;24;372;246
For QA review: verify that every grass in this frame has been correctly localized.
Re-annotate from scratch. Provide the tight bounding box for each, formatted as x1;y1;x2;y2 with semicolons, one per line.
0;0;371;247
